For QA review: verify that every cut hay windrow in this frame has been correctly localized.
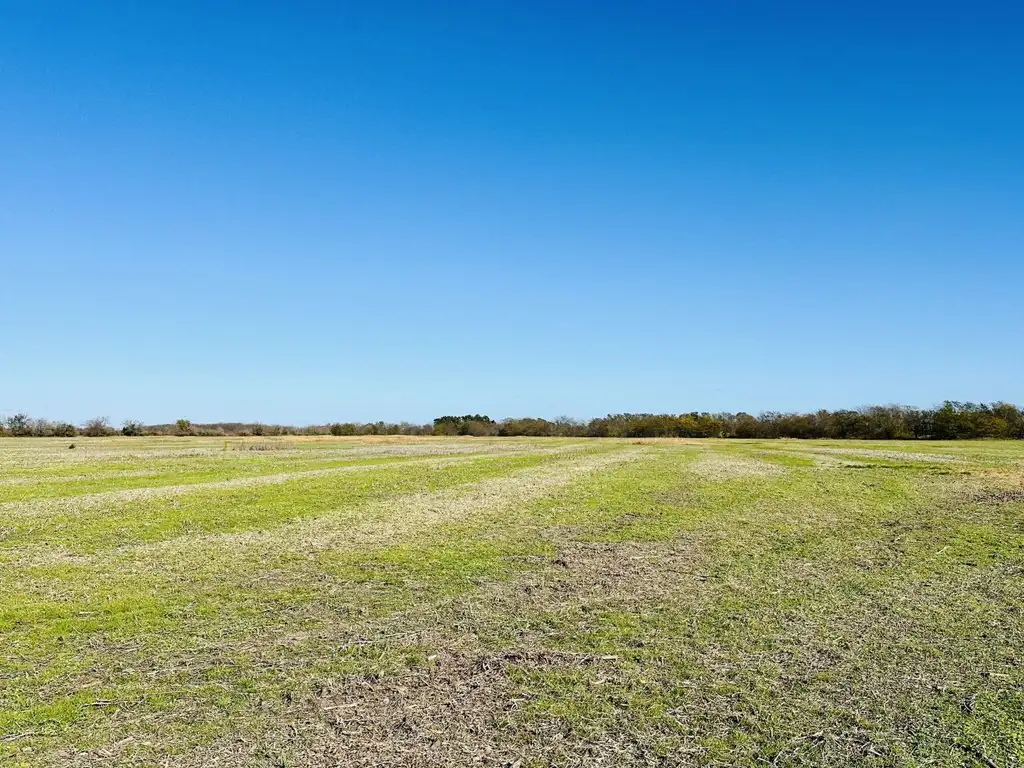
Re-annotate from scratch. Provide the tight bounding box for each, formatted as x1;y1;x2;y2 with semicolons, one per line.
687;452;786;481
0;443;606;519
9;448;643;570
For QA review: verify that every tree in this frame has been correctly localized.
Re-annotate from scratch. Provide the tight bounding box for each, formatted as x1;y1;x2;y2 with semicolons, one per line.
121;420;144;436
552;416;586;437
51;421;78;437
176;418;192;436
5;413;31;436
433;415;496;436
82;417;112;437
991;402;1024;439
732;412;760;439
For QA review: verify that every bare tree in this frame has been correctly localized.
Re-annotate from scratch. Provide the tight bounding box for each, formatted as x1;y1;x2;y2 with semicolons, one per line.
82;417;112;437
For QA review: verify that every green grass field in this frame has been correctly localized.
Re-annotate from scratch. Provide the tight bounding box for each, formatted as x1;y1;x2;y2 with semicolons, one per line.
1;436;1022;766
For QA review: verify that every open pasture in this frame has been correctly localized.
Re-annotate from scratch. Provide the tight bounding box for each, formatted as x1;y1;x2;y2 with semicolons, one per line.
1;436;1022;766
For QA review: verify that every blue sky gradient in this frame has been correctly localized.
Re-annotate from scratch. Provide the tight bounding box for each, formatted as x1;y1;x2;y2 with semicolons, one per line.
2;2;1022;424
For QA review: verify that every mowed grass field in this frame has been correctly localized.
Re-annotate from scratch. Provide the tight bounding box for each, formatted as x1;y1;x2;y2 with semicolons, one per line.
1;437;1022;767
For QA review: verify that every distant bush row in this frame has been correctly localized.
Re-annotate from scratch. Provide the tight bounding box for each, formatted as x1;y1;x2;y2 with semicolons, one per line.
3;402;1023;440
0;415;438;439
430;403;1024;439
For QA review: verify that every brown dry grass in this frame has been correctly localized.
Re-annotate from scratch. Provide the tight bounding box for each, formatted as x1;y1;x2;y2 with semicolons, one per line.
687;452;786;481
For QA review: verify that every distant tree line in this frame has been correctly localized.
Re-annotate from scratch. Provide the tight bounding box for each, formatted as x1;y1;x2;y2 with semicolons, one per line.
2;401;1023;440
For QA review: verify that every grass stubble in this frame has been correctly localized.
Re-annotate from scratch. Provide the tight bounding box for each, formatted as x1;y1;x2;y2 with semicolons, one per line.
0;437;1021;766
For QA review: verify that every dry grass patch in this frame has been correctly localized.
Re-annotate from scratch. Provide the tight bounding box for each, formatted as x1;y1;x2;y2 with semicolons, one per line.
793;446;965;464
0;452;558;520
687;452;786;481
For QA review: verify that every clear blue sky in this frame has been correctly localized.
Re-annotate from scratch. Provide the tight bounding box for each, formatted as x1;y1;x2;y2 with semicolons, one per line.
2;2;1022;425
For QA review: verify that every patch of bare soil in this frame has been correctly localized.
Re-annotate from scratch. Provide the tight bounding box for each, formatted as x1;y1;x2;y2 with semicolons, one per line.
961;487;1024;505
940;468;1024;506
175;538;703;768
311;651;520;767
295;543;701;767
